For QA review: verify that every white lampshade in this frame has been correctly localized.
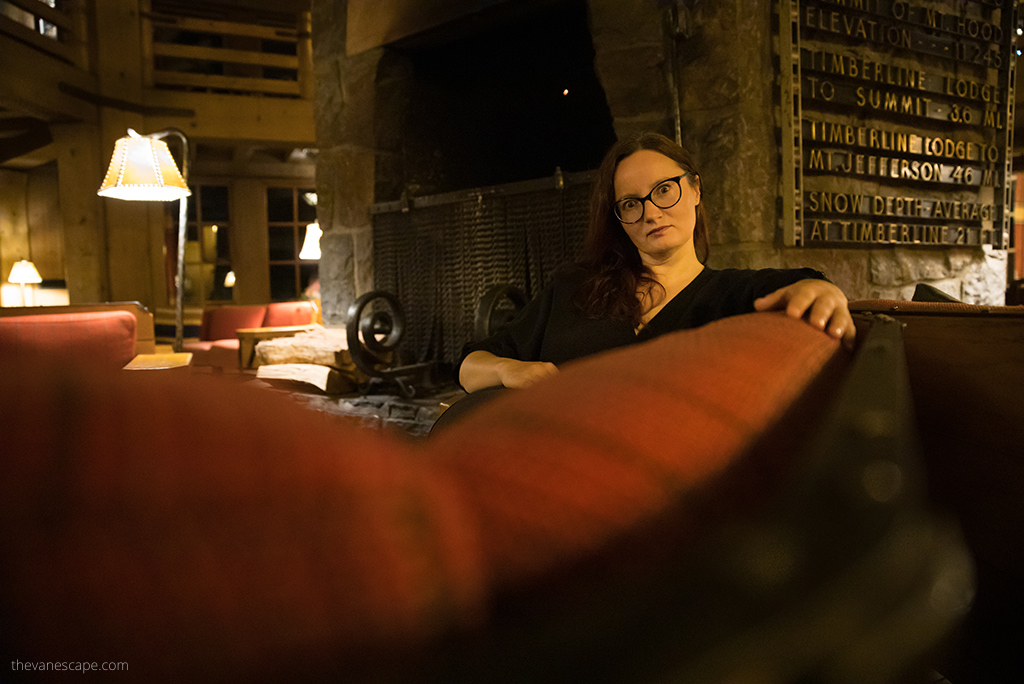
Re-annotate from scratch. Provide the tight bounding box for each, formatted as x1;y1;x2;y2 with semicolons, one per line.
223;270;236;287
299;222;321;260
97;129;190;202
8;260;41;285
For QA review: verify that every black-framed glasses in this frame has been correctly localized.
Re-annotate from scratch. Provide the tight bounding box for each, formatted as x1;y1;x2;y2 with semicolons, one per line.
613;173;688;224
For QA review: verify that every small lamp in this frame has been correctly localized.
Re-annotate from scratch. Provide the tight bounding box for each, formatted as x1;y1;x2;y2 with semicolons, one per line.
223;270;236;288
299;222;322;260
98;128;190;351
8;259;42;306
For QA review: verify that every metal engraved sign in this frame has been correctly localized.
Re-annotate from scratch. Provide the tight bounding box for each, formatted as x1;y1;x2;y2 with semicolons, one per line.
779;0;1017;248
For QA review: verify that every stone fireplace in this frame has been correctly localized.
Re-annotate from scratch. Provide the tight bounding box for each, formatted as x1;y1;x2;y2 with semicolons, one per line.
311;0;684;345
311;0;1010;374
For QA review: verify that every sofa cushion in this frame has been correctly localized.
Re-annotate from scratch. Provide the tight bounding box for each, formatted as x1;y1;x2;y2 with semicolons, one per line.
182;338;241;369
262;300;316;327
0;311;842;680
199;305;266;341
0;310;137;369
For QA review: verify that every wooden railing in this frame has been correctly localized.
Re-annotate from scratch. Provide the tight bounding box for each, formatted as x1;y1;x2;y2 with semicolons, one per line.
0;0;89;68
142;10;312;99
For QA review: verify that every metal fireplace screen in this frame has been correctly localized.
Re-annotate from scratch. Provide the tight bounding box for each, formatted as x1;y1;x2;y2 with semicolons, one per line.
371;169;593;370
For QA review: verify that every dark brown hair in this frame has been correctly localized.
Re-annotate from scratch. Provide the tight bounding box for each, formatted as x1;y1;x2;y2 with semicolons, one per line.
576;132;709;325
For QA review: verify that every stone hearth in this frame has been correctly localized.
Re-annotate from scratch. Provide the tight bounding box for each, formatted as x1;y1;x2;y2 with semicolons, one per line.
255;380;466;438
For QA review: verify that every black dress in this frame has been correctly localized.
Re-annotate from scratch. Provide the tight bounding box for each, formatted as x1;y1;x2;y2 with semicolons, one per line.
459;265;826;372
432;265;826;433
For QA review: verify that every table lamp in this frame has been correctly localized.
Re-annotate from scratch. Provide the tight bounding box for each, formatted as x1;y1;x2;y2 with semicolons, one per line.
8;259;42;306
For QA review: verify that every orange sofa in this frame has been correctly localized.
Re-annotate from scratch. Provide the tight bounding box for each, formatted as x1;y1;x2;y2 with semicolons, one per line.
0;301;155;355
0;310;977;682
0;309;139;369
183;300;318;370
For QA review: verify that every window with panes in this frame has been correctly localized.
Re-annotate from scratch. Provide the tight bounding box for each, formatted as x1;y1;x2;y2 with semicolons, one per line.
267;186;317;301
169;184;231;305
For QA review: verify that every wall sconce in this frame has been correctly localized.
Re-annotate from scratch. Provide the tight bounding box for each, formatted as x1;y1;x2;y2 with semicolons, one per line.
223;270;236;288
97;128;190;351
299;222;321;260
8;259;42;306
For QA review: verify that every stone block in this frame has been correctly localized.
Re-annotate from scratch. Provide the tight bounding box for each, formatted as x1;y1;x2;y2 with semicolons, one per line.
962;246;1008;305
353;229;375;297
588;0;663;52
315;49;384;150
698;120;778;245
254;327;353;369
316;146;376;231
869;248;956;287
595;46;669;118
310;0;345;60
320;231;356;324
779;249;871;299
612;115;674;142
946;247;976;274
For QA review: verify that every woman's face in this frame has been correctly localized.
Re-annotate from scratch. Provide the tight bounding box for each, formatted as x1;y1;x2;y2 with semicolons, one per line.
612;149;701;265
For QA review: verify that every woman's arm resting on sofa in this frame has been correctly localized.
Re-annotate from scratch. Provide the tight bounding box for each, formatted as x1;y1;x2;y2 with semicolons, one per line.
459;350;559;392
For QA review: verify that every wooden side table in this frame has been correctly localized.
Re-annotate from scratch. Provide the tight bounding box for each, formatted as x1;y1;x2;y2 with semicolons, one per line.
123;352;193;372
236;325;318;370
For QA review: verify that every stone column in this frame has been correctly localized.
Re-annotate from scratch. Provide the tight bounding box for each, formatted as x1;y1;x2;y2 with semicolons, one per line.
312;0;382;325
588;0;675;141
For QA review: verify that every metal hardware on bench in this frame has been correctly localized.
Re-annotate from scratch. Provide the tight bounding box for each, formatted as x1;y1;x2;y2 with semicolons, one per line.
346;290;433;398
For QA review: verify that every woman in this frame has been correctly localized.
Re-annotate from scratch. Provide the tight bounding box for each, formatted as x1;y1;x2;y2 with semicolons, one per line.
457;132;854;393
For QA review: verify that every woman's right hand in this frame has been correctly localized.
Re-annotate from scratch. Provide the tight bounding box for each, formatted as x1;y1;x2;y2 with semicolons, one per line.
459;350;559;392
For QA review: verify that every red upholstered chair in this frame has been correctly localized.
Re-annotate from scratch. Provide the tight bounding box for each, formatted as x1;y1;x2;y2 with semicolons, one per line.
184;302;319;370
262;299;318;327
183;304;267;370
0;312;969;682
0;310;137;369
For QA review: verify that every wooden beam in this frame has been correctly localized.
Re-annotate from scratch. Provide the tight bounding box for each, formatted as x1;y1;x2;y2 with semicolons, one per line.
147;14;300;41
152;43;299;69
142;90;314;147
151;70;300;96
0;33;99;121
0;15;76;63
3;0;76;31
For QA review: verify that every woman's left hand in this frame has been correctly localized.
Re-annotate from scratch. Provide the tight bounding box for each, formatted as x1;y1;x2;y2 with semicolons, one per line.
754;279;856;349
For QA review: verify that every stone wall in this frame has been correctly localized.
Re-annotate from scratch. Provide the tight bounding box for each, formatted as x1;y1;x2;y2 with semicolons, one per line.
311;0;378;325
662;0;1007;303
311;0;1009;324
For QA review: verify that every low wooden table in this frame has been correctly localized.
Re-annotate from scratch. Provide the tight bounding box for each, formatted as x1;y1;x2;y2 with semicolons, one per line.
236;325;318;370
123;352;193;371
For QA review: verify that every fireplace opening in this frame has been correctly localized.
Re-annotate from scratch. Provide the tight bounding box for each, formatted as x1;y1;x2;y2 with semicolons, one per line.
366;0;621;381
380;0;616;199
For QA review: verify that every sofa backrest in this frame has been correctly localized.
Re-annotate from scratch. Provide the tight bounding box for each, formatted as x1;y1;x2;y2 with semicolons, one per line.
197;301;319;341
0;310;137;369
0;311;846;680
262;300;317;327
199;305;267;341
0;302;155;354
